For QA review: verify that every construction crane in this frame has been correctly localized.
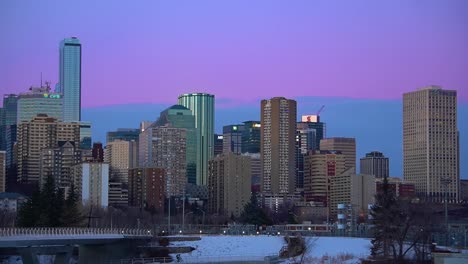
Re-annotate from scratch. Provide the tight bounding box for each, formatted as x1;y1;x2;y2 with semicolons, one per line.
317;105;325;116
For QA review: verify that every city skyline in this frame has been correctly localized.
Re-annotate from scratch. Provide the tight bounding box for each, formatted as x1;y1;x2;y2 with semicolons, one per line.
1;0;467;107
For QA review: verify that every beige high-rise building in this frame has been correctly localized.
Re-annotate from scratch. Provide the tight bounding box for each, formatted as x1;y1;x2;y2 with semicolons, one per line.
329;171;375;218
208;152;252;217
320;138;356;173
139;124;186;196
261;97;297;195
17;114;80;184
303;150;347;205
0;151;5;192
104;139;138;184
403;86;459;202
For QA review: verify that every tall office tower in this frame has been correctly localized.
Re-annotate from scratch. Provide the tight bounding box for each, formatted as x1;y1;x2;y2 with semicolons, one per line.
139;125;187;196
303;150;346;205
329;172;375;218
0;108;4;151
17;114;80;184
60;37;81;122
403;86;459;202
17;84;63;123
320;138;356;173
79;122;92;149
223;124;245;154
5;125;17;190
208;152;252;217
299;115;326;151
178;93;215;185
241;121;261;154
0;151;5;192
40;141;82;190
261;97;297;195
295;121;320;192
153;105;197;185
360;151;389;178
106;128;140;143
92;142;104;162
72;162;109;207
104;140;138;183
128;167;165;211
214;134;223;156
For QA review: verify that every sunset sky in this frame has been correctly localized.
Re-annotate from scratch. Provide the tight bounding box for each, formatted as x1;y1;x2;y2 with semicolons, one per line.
1;0;467;107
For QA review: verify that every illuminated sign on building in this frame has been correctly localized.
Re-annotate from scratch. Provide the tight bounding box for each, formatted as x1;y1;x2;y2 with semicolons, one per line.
253;123;261;128
301;115;319;123
42;93;61;99
217;135;224;140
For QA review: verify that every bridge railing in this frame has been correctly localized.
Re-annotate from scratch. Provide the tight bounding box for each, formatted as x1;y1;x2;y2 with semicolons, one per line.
0;228;154;237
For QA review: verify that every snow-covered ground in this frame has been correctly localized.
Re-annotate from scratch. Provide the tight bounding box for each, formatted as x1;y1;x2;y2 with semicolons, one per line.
171;235;371;262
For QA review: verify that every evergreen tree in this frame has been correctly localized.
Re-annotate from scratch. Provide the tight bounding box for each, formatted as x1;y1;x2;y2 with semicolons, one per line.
239;193;272;226
37;176;59;226
17;190;41;227
61;183;84;227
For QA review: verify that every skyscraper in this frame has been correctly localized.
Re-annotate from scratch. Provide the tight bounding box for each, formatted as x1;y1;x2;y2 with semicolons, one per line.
360;151;389;178
403;86;459;202
106;128;140;143
223;124;245;154
0;151;5;192
0;94;18;151
320;137;356;173
139;125;187;196
299;115;326;151
17;114;80;184
178;93;214;185
60;37;81;122
261;97;297;195
214;134;223;156
241;121;261;154
154;105;196;184
17;84;63;123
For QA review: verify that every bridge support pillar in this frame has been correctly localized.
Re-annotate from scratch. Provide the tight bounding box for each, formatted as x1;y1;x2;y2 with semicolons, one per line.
17;246;73;264
78;240;147;264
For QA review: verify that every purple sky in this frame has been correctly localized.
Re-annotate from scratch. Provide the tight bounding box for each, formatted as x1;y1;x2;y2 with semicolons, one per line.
1;0;467;107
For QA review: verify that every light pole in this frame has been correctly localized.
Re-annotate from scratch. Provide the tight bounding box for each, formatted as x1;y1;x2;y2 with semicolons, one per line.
184;212;193;233
197;208;206;226
441;177;452;245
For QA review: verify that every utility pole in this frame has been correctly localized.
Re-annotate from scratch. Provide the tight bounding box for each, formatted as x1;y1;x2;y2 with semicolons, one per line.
182;190;185;232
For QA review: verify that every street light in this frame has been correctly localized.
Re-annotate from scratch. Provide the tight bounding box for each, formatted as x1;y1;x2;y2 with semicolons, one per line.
184;211;194;232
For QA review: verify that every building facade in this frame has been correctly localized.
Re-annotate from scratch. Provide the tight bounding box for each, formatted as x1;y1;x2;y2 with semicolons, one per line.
60;37;81;122
329;172;375;218
223;124;244;154
104;140;138;184
241;121;261;154
403;86;459;202
208;152;252;217
303;150;346;206
178;93;214;185
79;122;92;149
106;128;140;143
320;138;356;173
153;105;197;185
40;141;82;190
17;84;63;123
360;151;389;178
17;114;80;183
261;97;297;195
72;162;109;207
0;151;5;192
108;181;129;207
128;168;165;212
139;125;187;196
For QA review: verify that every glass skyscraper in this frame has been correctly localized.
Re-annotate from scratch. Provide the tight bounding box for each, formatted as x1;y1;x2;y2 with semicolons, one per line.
154;105;197;185
17;84;63;123
60;37;81;122
178;93;214;185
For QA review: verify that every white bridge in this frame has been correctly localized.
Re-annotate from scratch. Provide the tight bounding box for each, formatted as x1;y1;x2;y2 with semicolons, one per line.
0;228;155;264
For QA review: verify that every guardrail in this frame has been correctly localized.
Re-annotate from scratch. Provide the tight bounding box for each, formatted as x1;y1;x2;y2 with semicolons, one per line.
0;228;154;237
